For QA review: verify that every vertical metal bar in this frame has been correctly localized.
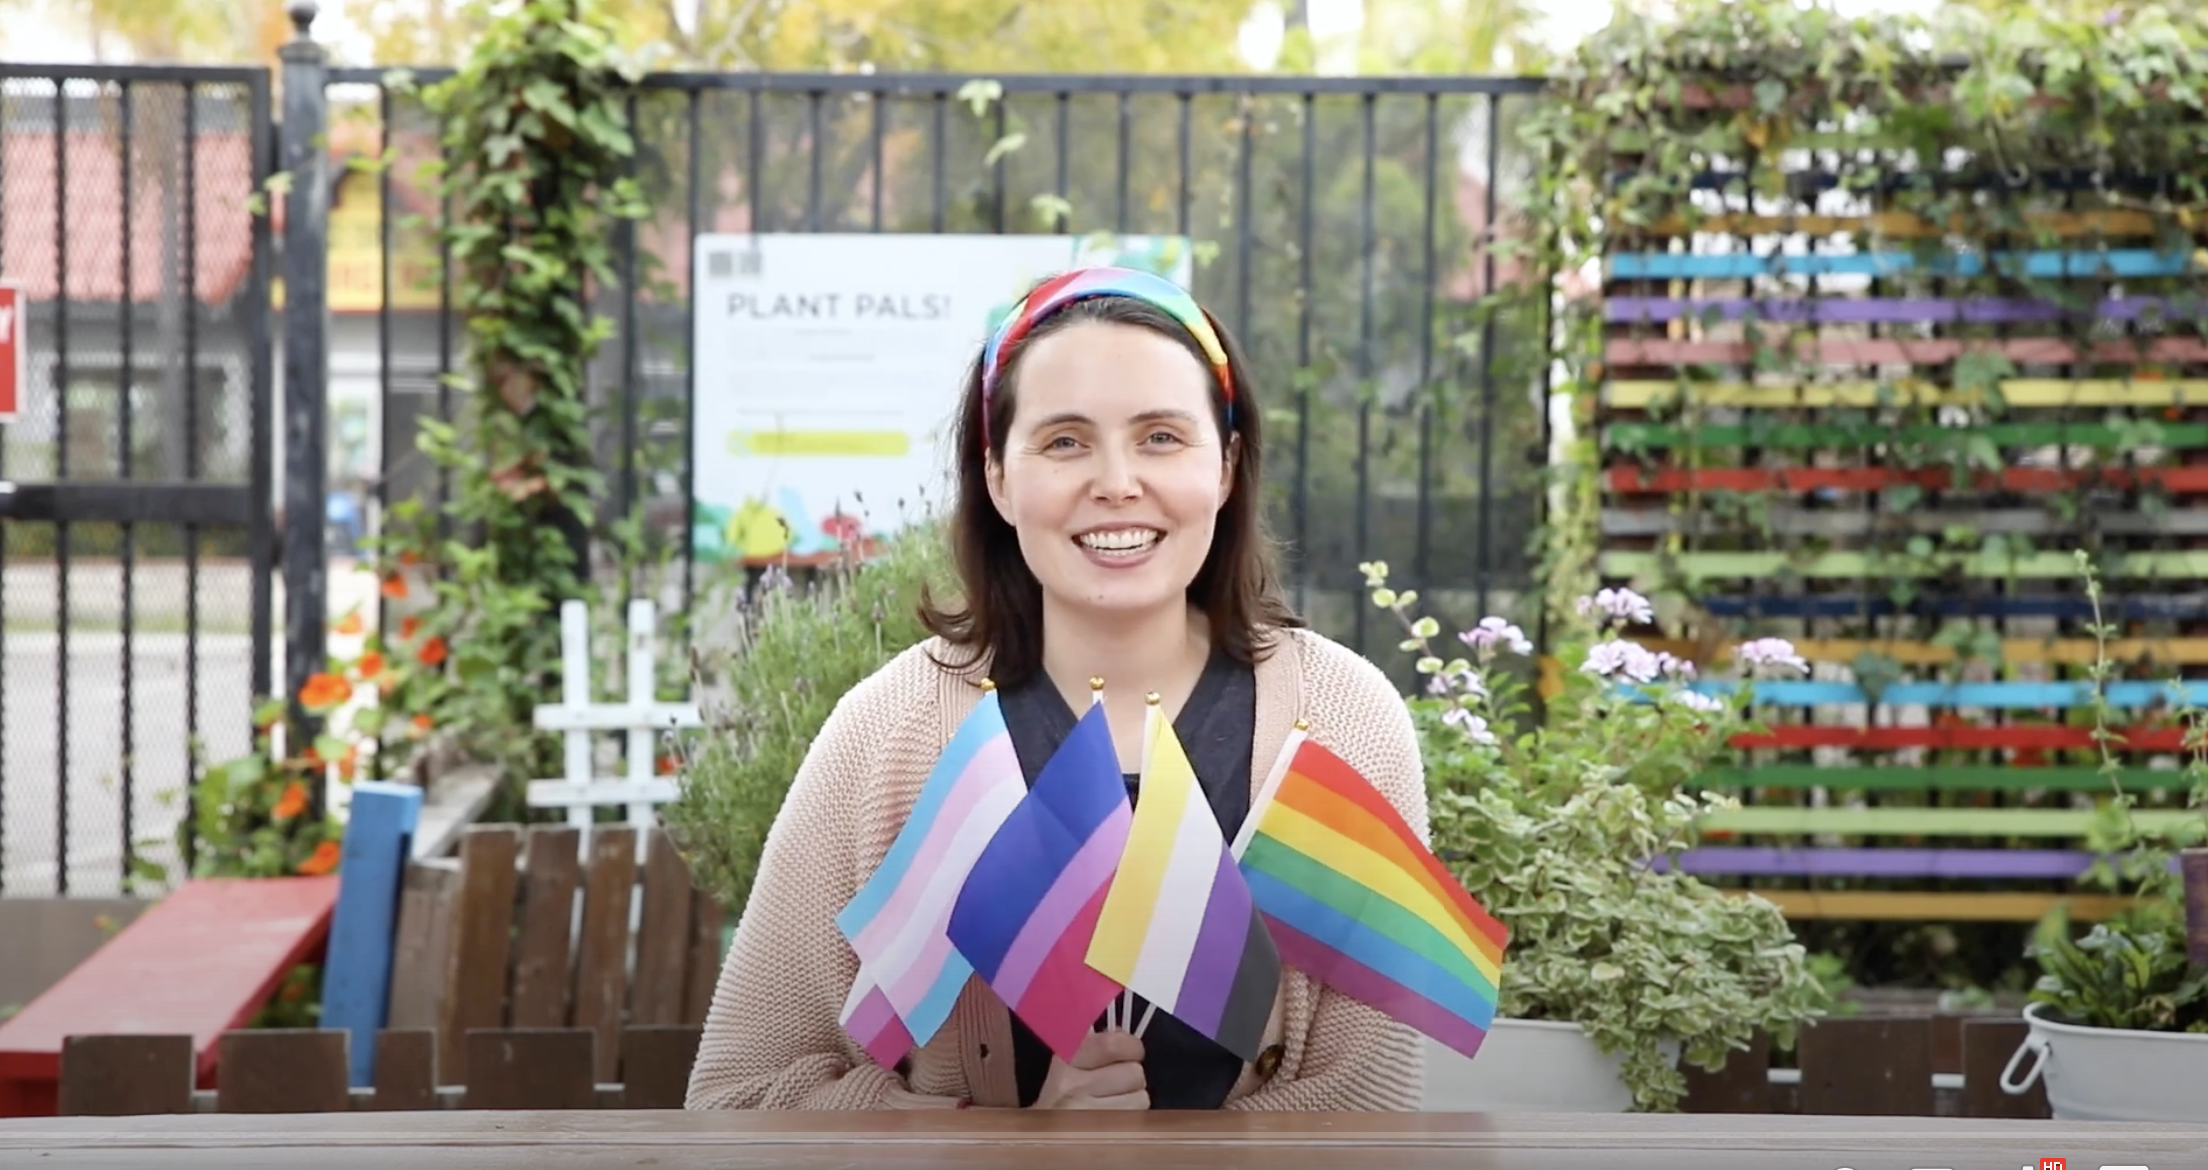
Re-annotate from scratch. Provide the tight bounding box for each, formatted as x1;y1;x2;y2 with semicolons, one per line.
436;136;453;523
1115;91;1131;232
868;87;885;232
1053;92;1070;233
52;80;71;894
1292;92;1314;613
805;89;823;232
1352;94;1376;655
247;72;275;714
749;88;767;232
930;92;946;233
991;97;1007;234
376;82;393;652
280;27;333;806
1475;92;1501;620
1233;93;1253;344
1414;94;1438;595
118;79;137;886
620;92;641;553
682;87;701;636
183;83;202;829
1175;92;1192;239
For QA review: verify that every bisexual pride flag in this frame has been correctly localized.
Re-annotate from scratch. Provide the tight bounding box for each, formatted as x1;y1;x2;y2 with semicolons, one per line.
947;700;1131;1060
835;686;1027;1067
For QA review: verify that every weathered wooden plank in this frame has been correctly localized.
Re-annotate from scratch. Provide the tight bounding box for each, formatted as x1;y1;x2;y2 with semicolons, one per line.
384;861;458;1072
1638;209;2168;238
1606;377;2208;410
1637;636;2208;668
1605;293;2198;325
1605;549;2208;581
573;827;639;1085
1702;593;2208;622
508;826;582;1031
1643;678;2200;708
684;900;726;1028
322;783;423;1087
1736;724;2188;753
1611;248;2194;280
1681;1031;1770;1114
1602;507;2208;539
1959;1019;2048;1119
437;827;521;1086
1698;806;2202;837
1603;420;2208;453
1693;765;2196;793
1663;847;2103;879
631;829;695;1028
1798;1017;1934;1116
1606;336;2208;367
215;1031;350;1114
58;1034;193;1116
461;1029;596;1112
619;1025;701;1110
371;1030;438;1112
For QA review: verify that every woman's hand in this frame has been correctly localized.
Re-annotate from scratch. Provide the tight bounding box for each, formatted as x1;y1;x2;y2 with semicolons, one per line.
1030;1029;1147;1110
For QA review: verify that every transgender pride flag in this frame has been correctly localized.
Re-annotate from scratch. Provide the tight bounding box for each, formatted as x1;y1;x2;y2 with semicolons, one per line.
947;701;1132;1060
835;687;1026;1067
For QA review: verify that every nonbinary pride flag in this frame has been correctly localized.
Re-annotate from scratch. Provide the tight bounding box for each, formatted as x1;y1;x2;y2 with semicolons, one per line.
1229;725;1509;1061
835;687;1026;1066
946;701;1130;1060
1087;698;1280;1063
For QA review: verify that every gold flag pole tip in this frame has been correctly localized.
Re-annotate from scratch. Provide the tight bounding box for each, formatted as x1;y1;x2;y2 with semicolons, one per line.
1089;676;1105;692
980;678;997;693
1145;692;1162;705
1293;719;1310;731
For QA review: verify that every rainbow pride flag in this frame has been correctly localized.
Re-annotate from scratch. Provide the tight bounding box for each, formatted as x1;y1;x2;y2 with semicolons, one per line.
1087;700;1280;1063
834;687;1027;1067
946;701;1131;1060
1228;726;1508;1060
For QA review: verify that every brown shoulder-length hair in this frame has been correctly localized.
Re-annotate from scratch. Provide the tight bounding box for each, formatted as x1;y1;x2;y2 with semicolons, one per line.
919;289;1303;688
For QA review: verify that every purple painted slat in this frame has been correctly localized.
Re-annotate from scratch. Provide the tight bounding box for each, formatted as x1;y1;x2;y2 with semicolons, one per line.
1605;296;2194;325
1651;847;2096;879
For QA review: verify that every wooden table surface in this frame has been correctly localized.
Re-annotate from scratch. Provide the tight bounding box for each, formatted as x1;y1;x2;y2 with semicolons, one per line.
2;1110;2203;1170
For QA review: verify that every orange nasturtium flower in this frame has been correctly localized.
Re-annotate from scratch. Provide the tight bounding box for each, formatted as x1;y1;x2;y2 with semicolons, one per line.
298;672;352;712
417;636;449;667
380;574;409;600
332;611;365;636
297;841;342;876
271;782;309;821
409;713;434;737
355;651;386;681
399;615;421;641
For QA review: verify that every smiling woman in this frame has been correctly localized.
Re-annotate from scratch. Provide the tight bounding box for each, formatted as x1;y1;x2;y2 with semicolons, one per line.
688;267;1432;1116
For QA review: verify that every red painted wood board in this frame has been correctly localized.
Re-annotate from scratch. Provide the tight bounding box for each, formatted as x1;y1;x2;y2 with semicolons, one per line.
0;877;340;1118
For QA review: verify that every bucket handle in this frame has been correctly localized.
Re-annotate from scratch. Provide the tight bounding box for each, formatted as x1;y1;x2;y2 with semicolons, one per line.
1999;1030;2049;1096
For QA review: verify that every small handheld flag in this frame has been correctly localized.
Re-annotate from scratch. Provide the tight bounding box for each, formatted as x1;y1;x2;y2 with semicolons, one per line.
1229;724;1508;1061
947;682;1131;1060
834;684;1027;1066
1086;693;1281;1064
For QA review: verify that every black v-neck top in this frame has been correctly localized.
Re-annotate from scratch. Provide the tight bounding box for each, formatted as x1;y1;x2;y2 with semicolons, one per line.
994;648;1259;1110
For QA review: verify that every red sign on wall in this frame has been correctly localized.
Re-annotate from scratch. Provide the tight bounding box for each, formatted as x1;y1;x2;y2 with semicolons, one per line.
0;283;23;423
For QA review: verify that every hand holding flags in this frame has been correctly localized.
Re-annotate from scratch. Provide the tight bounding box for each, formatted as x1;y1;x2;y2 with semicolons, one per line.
1229;722;1509;1060
1086;693;1280;1063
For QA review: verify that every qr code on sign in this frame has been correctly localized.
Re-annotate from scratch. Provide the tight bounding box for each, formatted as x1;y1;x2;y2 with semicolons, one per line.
707;248;763;279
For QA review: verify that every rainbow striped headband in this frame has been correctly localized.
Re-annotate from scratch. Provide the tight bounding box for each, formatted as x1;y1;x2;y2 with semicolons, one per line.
979;267;1235;447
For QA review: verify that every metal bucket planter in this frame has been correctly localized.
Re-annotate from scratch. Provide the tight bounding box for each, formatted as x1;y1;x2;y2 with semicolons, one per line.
2001;1001;2208;1122
1421;1019;1678;1112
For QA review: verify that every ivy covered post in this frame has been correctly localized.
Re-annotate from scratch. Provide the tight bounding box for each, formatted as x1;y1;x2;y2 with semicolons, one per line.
378;0;648;798
279;0;332;806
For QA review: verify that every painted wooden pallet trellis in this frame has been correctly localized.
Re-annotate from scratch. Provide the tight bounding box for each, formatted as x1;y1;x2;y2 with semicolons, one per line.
1592;94;2208;923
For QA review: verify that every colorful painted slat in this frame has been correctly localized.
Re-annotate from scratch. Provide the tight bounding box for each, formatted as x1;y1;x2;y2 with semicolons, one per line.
1629;679;2199;708
1604;379;2208;410
1639;210;2168;237
1737;890;2137;922
1637;637;2208;668
1605;337;2208;367
1604;421;2208;451
1600;549;2208;580
1659;847;2116;879
1696;806;2204;837
1696;766;2190;792
1602;508;2208;538
1733;725;2190;752
1604;295;2202;325
1609;249;2197;280
1700;594;2208;621
1605;465;2208;494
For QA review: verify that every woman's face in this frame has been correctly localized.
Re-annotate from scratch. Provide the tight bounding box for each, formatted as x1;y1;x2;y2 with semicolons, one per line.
985;319;1235;624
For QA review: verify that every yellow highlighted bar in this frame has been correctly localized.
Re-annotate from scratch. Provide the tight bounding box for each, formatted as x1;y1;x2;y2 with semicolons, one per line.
726;430;912;457
1733;889;2137;922
1606;379;2208;409
1640;637;2208;667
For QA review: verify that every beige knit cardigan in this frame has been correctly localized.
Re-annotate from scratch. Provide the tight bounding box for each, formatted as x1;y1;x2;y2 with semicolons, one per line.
684;626;1429;1111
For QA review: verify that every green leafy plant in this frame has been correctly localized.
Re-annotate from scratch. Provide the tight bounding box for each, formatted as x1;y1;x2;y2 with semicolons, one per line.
664;522;955;914
1362;561;1831;1111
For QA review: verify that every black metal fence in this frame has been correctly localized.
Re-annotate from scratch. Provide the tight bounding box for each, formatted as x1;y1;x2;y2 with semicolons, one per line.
0;65;277;898
325;68;1552;653
0;46;1550;897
